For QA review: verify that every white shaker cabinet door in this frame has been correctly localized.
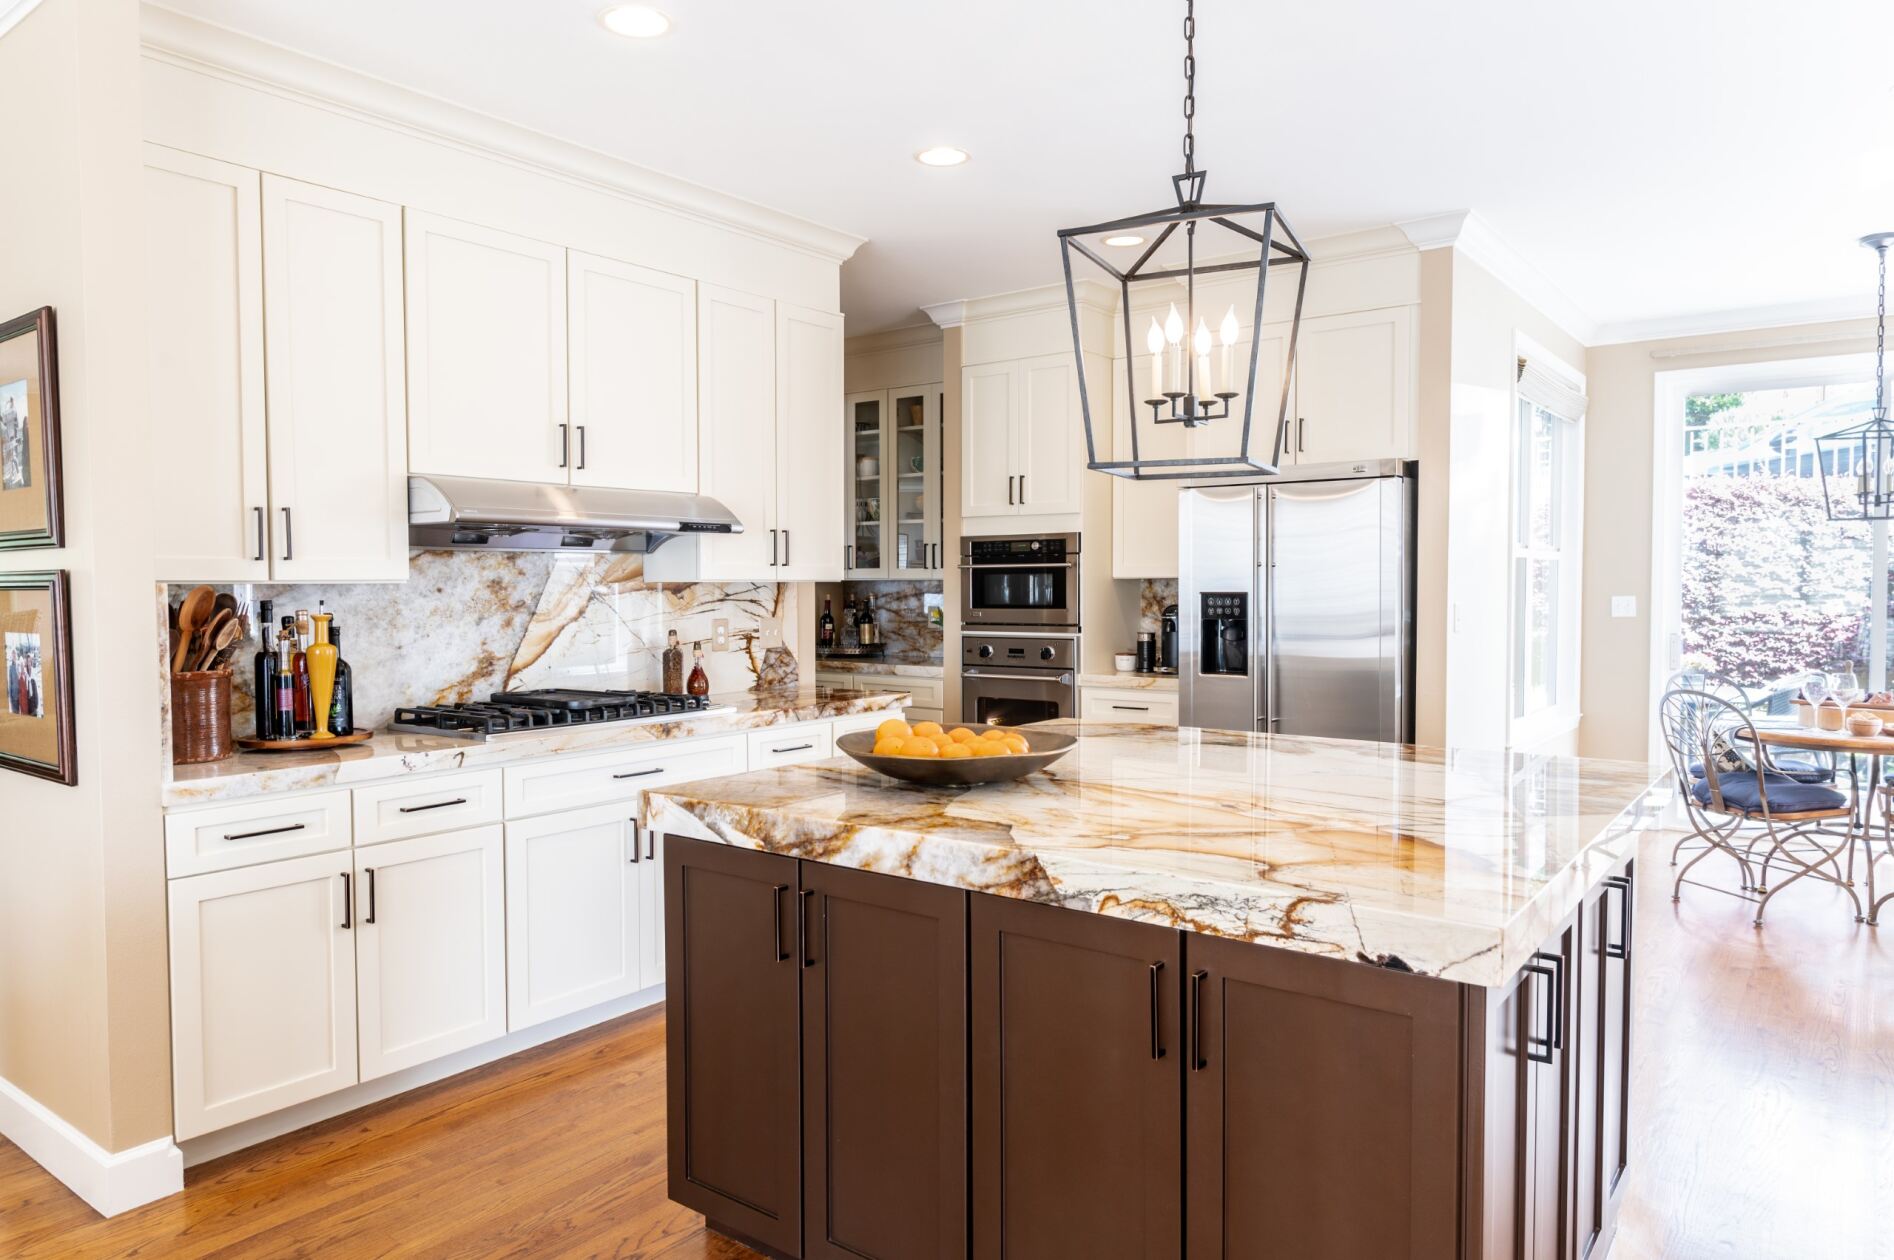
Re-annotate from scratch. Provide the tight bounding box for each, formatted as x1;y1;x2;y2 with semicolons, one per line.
145;146;269;583
404;211;568;484
354;826;507;1082
1289;306;1413;465
505;803;646;1032
1015;353;1084;516
568;251;697;494
961;360;1018;520
774;302;846;580
261;176;409;582
168;852;358;1140
695;284;778;578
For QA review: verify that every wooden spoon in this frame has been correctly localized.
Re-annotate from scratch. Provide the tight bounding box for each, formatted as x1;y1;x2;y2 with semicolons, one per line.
172;586;215;674
195;618;241;671
192;608;234;670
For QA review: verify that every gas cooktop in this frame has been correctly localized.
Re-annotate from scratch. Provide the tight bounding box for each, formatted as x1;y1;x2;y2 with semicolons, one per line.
389;688;731;742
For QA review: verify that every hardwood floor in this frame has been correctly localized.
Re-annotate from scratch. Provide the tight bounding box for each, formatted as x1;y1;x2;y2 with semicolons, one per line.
2;826;1888;1259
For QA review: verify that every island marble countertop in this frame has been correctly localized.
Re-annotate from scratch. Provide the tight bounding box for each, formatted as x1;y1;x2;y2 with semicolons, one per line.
644;721;1665;987
163;685;908;809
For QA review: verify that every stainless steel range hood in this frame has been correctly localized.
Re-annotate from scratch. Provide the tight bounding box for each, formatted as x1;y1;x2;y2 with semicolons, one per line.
408;475;744;554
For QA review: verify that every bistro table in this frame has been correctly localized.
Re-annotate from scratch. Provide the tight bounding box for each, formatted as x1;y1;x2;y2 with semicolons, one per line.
1749;721;1894;924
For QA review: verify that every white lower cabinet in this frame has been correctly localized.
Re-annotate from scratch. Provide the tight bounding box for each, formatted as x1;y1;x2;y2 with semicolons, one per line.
354;827;507;1082
1080;686;1180;726
169;851;359;1141
504;803;648;1032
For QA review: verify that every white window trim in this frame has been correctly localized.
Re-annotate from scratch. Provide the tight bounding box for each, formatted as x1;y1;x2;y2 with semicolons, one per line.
1508;332;1586;750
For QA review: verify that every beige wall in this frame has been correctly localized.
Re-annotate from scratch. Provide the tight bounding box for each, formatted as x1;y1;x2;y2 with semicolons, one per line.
0;0;171;1153
1579;317;1877;761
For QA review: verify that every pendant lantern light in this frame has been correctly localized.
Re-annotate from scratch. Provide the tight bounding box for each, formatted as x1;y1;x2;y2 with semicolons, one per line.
1816;233;1894;520
1058;0;1310;480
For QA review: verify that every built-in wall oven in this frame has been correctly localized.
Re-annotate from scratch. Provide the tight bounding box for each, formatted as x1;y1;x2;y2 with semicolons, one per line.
959;533;1080;630
960;632;1078;727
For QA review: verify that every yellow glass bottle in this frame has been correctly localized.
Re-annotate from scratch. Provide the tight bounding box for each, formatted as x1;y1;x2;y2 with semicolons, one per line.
307;613;339;741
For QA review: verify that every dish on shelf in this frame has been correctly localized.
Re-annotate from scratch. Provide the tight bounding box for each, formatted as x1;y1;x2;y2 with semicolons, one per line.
835;726;1075;786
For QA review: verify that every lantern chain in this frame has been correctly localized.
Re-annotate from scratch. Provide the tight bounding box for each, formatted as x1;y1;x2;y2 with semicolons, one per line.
1182;0;1196;175
1878;241;1887;416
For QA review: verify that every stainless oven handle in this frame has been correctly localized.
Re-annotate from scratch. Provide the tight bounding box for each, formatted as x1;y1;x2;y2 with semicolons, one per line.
961;669;1074;683
958;561;1075;570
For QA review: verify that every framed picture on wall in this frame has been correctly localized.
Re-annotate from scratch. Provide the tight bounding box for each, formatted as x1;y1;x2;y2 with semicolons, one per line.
0;570;76;785
0;307;64;551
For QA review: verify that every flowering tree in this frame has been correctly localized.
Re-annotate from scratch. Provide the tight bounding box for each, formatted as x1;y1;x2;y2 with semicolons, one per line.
1681;475;1872;687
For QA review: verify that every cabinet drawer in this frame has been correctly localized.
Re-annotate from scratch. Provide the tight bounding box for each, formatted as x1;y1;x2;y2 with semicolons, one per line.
502;735;746;820
165;790;353;878
353;770;504;846
746;722;834;770
1081;688;1180;725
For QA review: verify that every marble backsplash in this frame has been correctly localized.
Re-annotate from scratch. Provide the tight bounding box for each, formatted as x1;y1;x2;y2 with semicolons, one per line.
819;579;943;664
1140;579;1177;632
168;550;797;732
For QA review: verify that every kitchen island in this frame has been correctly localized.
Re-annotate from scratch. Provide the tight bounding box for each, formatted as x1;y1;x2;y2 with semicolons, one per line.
645;721;1663;1260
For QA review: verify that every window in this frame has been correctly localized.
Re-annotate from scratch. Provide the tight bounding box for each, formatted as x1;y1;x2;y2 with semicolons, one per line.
1510;371;1584;744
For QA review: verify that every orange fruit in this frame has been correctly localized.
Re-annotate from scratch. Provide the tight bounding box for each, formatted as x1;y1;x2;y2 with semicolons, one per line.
876;718;913;742
1001;734;1030;754
898;737;941;758
872;737;904;756
948;727;979;744
969;741;1007;758
937;743;973;759
912;720;944;738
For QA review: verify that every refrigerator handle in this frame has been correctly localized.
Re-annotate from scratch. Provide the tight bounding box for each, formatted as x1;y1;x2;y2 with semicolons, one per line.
1262;488;1280;732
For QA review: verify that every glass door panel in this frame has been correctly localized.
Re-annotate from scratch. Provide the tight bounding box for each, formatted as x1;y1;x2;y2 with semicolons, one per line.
891;388;930;572
848;392;885;574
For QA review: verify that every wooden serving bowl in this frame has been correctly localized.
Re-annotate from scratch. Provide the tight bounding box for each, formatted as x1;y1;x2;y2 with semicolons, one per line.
835;728;1076;787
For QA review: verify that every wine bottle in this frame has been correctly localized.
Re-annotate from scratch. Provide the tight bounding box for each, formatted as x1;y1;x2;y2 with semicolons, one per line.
274;621;298;739
327;625;354;736
252;598;277;740
819;597;836;651
687;641;710;697
290;612;313;737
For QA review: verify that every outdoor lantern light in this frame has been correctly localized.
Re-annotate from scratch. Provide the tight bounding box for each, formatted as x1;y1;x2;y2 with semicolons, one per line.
1816;232;1894;521
1057;0;1310;480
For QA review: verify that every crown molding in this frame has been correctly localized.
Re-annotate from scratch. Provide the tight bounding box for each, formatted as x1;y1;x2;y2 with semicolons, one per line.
845;322;943;354
1400;209;1601;346
925;279;1121;329
1593;295;1875;348
138;4;864;265
0;0;43;40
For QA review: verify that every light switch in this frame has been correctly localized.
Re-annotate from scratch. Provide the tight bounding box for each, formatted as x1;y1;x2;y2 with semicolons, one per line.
1611;596;1637;619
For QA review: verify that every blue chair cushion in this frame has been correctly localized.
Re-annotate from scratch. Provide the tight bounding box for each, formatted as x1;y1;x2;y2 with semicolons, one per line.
1691;772;1846;815
1689;756;1833;784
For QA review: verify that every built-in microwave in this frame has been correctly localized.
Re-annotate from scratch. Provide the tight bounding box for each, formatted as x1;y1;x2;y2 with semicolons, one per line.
958;533;1080;630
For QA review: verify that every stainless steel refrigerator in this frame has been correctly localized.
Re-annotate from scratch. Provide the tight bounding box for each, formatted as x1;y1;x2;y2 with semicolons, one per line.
1179;460;1415;742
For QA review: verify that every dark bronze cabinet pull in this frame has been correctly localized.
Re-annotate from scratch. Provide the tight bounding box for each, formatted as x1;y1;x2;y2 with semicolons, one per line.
1111;704;1151;712
1522;961;1558;1064
223;822;306;842
1149;961;1165;1060
646;831;655;861
340;872;352;930
253;506;265;562
782;529;791;566
576;424;587;470
628;825;641;863
772;884;789;961
364;868;377;924
398;797;467;814
799;889;815;967
1533;949;1566;1050
612;768;663;780
1603;875;1632;960
557;422;570;468
1007;475;1015;505
281;507;294;561
1018;474;1025;503
1189;969;1207;1071
771;743;814;755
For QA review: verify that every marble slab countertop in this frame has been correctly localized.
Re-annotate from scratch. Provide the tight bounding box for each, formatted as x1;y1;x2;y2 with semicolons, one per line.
644;721;1665;987
163;685;908;809
1078;672;1178;691
814;657;945;678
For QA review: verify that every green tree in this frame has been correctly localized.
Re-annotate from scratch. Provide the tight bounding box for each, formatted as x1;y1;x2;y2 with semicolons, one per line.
1685;392;1744;425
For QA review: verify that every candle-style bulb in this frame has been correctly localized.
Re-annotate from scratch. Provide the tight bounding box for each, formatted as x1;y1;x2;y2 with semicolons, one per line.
1219;306;1239;346
1164;303;1184;345
1146;318;1165;355
1193;318;1212;356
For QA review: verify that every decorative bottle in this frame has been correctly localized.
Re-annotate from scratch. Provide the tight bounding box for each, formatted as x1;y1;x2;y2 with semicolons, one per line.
327;626;354;736
663;630;685;694
819;598;836;651
307;611;339;741
687;642;710;697
252;598;277;740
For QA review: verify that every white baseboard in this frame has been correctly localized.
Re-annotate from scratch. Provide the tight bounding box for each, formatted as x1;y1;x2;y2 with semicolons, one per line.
0;1074;184;1218
181;984;665;1167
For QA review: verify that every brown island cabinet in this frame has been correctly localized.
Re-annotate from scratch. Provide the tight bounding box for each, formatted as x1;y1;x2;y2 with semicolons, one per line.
662;836;1634;1260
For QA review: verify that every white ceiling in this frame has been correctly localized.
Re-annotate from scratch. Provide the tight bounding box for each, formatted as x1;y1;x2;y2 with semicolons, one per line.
157;0;1894;341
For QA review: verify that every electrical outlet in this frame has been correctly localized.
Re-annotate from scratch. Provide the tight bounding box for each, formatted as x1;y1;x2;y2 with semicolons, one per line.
1611;596;1637;619
712;619;730;651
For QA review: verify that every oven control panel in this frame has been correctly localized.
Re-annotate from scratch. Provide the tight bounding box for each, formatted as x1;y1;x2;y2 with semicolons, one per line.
966;536;1070;563
961;634;1078;670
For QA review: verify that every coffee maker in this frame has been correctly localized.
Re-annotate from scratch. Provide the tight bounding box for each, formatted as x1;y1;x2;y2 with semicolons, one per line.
1158;604;1178;673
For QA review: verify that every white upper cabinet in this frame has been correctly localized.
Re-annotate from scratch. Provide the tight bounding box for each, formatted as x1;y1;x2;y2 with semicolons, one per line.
146;146;269;583
774;302;845;580
353;826;507;1082
261;176;409;582
1288;306;1414;465
567;251;697;494
961;353;1085;523
695;284;779;578
405;212;568;484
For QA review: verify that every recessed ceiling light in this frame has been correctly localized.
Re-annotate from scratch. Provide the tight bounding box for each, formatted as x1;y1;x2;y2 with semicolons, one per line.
598;4;672;38
1103;234;1146;248
915;146;970;168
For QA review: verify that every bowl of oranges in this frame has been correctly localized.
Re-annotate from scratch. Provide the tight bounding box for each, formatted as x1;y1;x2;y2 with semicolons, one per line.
836;718;1076;786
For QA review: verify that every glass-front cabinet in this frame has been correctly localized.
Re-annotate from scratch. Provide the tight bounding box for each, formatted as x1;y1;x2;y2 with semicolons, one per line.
845;383;943;577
